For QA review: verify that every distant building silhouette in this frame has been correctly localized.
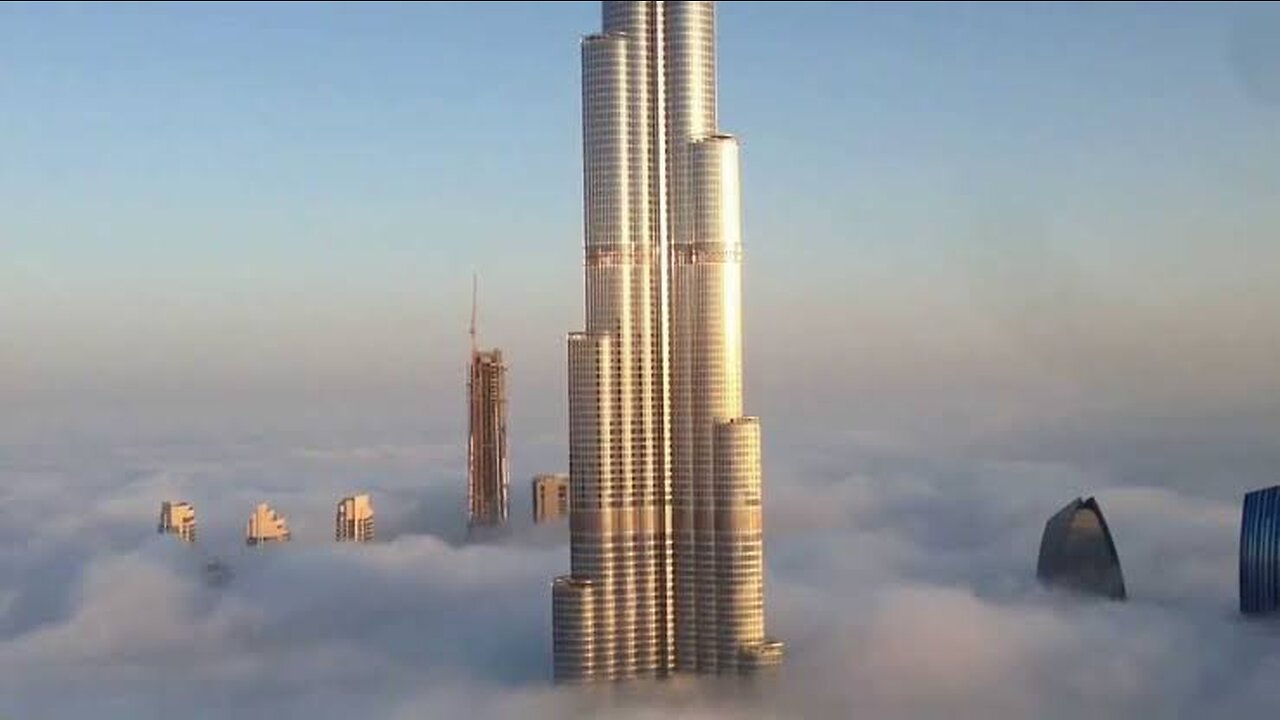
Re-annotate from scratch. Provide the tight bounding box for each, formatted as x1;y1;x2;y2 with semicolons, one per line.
1240;485;1280;615
1037;497;1127;600
336;494;375;542
158;501;197;543
246;502;291;546
532;474;570;523
467;276;509;528
204;558;233;588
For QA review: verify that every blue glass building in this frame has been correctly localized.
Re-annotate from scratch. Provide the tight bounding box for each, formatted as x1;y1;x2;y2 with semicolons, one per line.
1240;485;1280;615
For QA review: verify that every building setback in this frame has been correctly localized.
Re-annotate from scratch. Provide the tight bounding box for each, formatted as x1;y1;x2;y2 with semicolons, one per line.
158;501;197;543
1037;497;1127;600
467;279;510;528
552;0;782;682
336;494;375;542
533;474;571;523
1240;485;1280;615
246;503;291;546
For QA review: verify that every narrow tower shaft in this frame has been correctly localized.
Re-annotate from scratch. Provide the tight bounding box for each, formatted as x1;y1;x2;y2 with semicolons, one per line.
680;132;744;672
665;0;719;672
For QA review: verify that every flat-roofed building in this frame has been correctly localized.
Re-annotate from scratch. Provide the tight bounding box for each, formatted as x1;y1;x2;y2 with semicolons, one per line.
158;501;197;543
532;474;570;524
336;493;375;542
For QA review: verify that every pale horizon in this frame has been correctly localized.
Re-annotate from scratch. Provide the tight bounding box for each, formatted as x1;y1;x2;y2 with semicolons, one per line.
2;2;1279;717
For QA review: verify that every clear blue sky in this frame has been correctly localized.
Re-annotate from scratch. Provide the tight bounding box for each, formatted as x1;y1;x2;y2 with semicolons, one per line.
2;2;1278;458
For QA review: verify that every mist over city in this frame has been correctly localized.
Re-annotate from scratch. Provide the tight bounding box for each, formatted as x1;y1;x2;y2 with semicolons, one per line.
3;2;1279;718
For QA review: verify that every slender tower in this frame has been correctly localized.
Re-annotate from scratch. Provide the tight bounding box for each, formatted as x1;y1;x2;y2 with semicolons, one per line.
468;275;510;528
553;0;782;682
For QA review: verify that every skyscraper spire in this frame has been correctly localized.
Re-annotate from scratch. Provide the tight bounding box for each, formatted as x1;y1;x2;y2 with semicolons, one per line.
552;0;782;683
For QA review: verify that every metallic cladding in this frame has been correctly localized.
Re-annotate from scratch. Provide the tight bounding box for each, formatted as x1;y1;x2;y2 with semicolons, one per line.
554;1;781;682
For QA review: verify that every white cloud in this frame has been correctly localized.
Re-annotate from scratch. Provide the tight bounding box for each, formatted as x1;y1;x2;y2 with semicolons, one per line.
1;430;1278;719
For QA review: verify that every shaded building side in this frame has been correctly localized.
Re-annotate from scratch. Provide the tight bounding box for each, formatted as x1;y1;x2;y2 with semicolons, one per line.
1036;497;1127;600
1241;485;1280;615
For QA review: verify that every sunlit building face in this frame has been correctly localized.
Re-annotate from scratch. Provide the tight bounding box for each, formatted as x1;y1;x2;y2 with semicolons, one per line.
552;0;782;682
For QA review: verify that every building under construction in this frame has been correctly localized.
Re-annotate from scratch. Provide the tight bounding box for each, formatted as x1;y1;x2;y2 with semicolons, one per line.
467;277;509;528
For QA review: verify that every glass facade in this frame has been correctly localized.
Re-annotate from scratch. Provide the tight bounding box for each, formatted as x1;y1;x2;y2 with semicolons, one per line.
1036;497;1127;601
553;0;781;683
1240;485;1280;615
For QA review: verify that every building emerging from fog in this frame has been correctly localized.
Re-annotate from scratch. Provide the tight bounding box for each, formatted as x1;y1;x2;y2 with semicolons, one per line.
468;278;510;528
158;501;197;543
1037;497;1127;600
246;503;292;546
552;0;782;682
336;493;375;542
533;474;571;523
1240;485;1280;615
204;558;233;588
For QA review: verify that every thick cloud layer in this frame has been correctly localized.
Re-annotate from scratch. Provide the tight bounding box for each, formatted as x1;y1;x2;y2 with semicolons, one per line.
2;430;1278;720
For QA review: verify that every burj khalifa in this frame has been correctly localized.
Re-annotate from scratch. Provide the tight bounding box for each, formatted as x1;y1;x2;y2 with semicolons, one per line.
552;1;783;682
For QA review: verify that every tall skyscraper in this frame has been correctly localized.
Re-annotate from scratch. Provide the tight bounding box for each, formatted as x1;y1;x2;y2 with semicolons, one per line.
467;276;510;528
246;502;291;546
158;501;197;543
532;473;571;523
552;1;782;682
336;493;376;542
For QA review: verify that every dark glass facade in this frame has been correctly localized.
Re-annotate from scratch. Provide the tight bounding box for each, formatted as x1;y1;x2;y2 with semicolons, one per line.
1240;485;1280;615
1037;497;1127;600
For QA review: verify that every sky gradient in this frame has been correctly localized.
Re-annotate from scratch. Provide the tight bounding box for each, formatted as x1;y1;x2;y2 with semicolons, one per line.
3;1;1278;496
3;4;1280;716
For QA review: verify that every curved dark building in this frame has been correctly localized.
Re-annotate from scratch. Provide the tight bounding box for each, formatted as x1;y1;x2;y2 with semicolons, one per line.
1037;497;1127;600
1240;485;1280;615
